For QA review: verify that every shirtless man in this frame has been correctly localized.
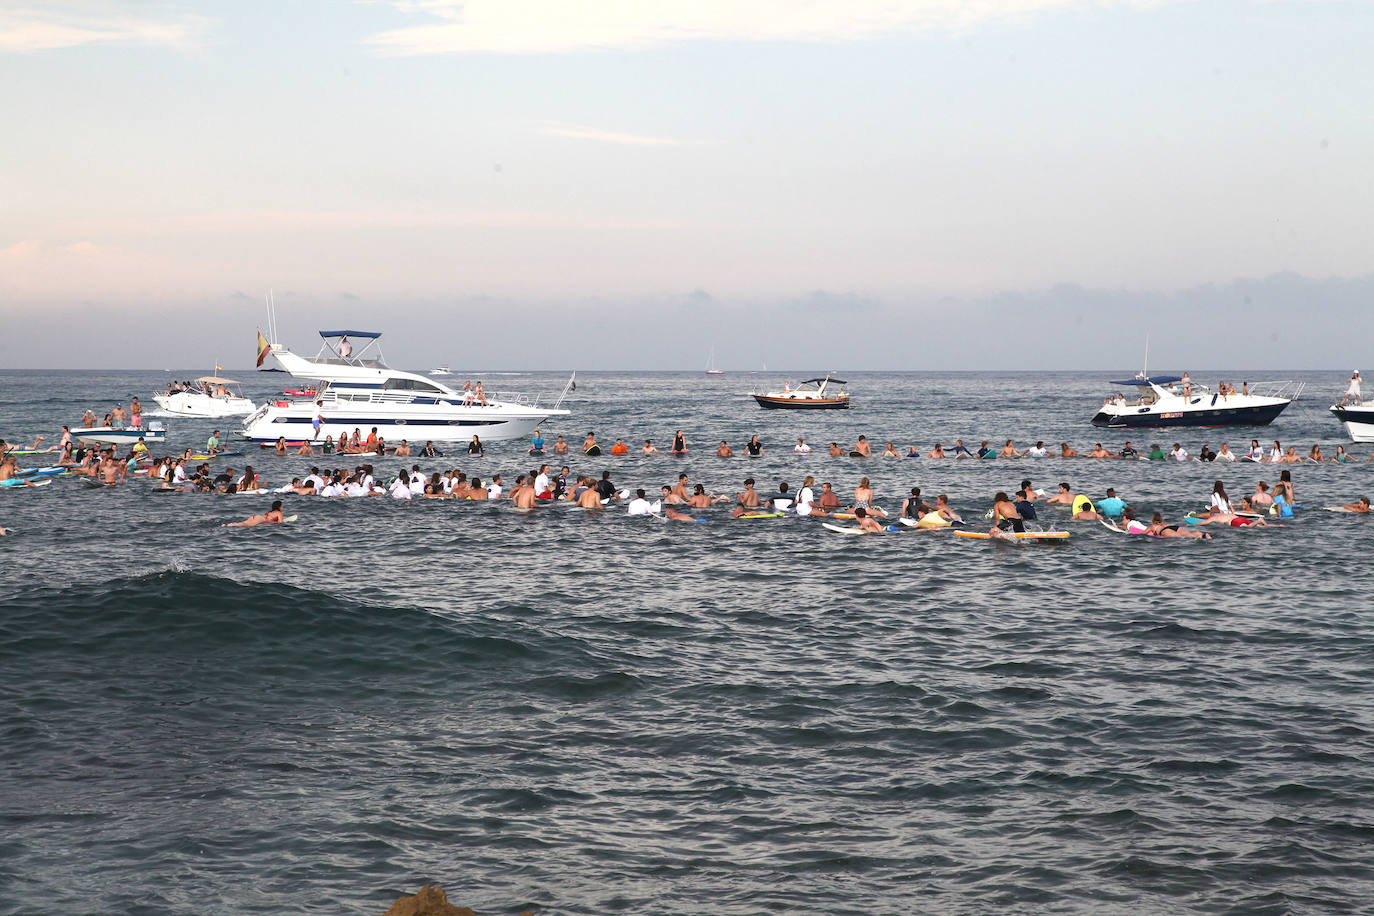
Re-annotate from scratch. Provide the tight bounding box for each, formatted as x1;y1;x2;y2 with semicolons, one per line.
828;442;845;457
851;436;872;458
816;482;841;511
81;409;97;429
735;478;762;511
999;440;1024;459
1045;482;1075;506
687;484;727;508
100;450;125;486
110;403;128;427
671;474;690;502
1071;502;1099;521
1059;442;1081;458
716;440;734;458
989;491;1024;535
881;442;901;458
295;441;316;456
927;443;946;459
641;439;659;455
393;440;412;457
854;507;884;533
553;435;569;456
467;477;490;501
512;480;538;510
1340;496;1371;513
660;485;683;505
225;500;286;527
1087;443;1114;459
575;483;603;510
932;495;961;523
1194;506;1268;528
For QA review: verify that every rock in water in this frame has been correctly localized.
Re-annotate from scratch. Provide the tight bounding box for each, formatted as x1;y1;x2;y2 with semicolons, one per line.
379;885;476;916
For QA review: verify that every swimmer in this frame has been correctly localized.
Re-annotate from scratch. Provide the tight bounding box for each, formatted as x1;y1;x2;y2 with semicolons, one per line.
641;439;659;455
224;500;286;527
816;482;841;512
828;442;845;457
851;436;871;458
989;491;1023;535
999;439;1024;459
1087;443;1114;459
663;506;699;522
928;443;946;459
582;432;601;456
794;437;812;453
1060;442;1081;458
1045;482;1075;506
687;483;728;508
852;477;886;516
745;435;765;457
716;440;734;458
933;495;961;524
1339;497;1371;513
609;438;629;456
1071;502;1099;521
1146;512;1212;538
881;442;901;458
854;507;884;533
671;430;687;454
734;478;762;513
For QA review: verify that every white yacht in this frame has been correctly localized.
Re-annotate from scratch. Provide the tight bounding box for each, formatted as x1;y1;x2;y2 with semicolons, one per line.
429;367;452;376
240;330;569;444
1091;374;1302;429
1330;401;1374;442
154;376;257;418
77;423;167;447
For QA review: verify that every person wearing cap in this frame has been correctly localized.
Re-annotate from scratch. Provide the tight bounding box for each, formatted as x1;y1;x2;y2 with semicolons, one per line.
1340;370;1362;407
110;403;128;428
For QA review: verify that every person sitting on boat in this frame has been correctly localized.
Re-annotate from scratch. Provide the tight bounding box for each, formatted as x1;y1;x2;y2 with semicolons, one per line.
1339;370;1362;407
338;336;353;358
610;439;629;456
474;381;489;407
716;440;734;458
1000;440;1024;459
225;500;286;527
928;443;947;459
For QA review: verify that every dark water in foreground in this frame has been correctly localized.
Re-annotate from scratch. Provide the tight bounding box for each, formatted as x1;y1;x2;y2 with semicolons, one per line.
2;370;1373;914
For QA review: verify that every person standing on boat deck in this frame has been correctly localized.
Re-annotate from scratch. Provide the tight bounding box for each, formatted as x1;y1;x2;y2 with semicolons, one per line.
338;336;353;358
311;401;325;440
129;397;142;429
110;403;128;428
1340;370;1362;406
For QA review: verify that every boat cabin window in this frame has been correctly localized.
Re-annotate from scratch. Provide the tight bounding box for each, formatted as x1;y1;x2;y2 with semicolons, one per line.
381;377;444;394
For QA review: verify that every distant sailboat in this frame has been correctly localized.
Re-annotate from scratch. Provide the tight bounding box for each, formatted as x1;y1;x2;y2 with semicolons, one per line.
704;345;725;375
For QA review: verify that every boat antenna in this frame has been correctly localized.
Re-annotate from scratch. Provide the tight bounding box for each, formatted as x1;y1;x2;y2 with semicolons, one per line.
264;290;279;345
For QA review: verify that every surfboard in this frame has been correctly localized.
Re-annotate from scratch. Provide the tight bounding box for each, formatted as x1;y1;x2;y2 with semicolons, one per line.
954;530;1070;540
1;478;52;489
822;522;869;535
1321;506;1368;513
191;452;243;459
739;512;783;519
510;506;535;514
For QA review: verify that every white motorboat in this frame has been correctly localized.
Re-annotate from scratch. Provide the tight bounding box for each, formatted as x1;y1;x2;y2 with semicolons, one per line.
1330;402;1374;441
429;367;452;376
240;330;570;444
77;422;167;446
154;376;257;418
1091;375;1302;428
752;375;850;409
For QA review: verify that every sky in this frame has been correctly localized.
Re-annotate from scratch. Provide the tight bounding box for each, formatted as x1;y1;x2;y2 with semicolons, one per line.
0;0;1372;370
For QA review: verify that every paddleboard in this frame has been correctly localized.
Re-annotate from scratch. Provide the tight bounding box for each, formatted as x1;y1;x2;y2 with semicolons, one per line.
1;478;52;489
510;506;535;514
739;512;783;519
954;530;1070;540
190;451;244;459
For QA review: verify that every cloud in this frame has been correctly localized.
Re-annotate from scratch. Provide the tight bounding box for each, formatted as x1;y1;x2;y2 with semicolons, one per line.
366;0;1147;56
0;3;209;53
538;122;682;147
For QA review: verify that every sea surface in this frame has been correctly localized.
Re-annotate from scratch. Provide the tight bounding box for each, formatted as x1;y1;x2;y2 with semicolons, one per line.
2;368;1373;915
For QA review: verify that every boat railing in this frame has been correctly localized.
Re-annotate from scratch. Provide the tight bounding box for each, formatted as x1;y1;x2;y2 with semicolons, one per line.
1246;380;1305;401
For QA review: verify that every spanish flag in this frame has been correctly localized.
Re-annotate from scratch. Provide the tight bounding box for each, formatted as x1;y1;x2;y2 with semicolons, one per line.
256;330;271;368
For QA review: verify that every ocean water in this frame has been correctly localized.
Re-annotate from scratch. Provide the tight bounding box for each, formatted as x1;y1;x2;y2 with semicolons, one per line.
2;368;1373;915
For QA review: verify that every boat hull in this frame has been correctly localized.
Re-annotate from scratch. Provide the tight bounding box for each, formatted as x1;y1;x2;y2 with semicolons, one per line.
1092;400;1290;428
77;427;167;445
753;395;850;410
238;402;565;444
1331;405;1374;442
153;393;256;418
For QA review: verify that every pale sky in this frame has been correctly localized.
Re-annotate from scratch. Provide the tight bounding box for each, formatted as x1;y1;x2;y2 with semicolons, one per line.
1;0;1372;369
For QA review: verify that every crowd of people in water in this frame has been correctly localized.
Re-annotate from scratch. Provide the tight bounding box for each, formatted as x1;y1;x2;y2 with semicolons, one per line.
3;424;1370;536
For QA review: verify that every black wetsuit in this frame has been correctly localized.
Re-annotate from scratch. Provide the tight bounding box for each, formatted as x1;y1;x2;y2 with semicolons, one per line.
746;441;763;457
673;434;685;452
595;479;615;500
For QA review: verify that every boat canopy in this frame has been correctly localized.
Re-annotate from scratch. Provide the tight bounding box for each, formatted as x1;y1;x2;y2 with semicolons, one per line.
195;376;240;385
1110;375;1181;386
803;377;846;385
319;330;381;339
